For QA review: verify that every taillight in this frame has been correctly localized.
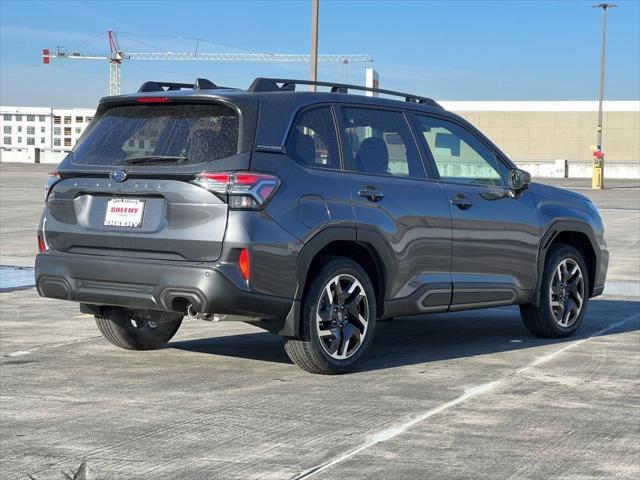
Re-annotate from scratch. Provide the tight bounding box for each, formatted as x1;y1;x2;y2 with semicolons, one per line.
192;171;279;210
44;170;60;201
193;173;231;195
37;232;47;253
238;248;250;282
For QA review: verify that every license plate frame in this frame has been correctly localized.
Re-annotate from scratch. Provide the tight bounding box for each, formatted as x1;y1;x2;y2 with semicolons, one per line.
104;198;146;228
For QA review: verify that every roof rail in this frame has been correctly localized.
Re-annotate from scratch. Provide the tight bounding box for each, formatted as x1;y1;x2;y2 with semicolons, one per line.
248;77;442;108
137;78;219;93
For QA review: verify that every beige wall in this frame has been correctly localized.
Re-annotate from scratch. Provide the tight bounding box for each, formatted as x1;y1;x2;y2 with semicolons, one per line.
451;110;640;164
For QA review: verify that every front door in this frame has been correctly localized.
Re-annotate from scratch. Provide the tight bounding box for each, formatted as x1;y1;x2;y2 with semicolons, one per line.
411;114;540;310
337;106;453;317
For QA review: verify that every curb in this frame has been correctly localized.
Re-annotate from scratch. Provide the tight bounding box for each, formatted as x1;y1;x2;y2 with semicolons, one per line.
602;281;640;298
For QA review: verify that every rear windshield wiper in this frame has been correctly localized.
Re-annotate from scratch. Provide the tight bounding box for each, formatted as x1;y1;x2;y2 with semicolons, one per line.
125;155;188;165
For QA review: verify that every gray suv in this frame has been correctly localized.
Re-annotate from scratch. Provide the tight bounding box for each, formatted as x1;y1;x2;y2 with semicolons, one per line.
35;77;609;374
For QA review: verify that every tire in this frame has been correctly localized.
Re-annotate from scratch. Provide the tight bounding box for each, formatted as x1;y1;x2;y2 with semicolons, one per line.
283;257;377;374
94;308;183;350
520;245;590;338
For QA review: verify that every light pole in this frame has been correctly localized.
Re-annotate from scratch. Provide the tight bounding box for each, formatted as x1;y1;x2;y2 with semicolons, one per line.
309;0;319;91
592;3;617;190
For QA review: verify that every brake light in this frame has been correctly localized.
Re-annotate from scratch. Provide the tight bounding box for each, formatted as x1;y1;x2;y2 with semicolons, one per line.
192;171;279;210
238;248;250;282
44;170;60;201
136;97;171;103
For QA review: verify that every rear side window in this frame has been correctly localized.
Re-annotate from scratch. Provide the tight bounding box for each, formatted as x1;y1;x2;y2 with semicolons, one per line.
340;107;424;178
286;107;340;169
71;104;239;166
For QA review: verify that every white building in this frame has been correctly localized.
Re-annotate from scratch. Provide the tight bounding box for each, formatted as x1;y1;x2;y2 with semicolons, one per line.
0;106;96;163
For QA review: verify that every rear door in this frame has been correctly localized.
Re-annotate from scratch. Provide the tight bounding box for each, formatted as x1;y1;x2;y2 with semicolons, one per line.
411;114;540;309
45;102;243;261
337;106;452;315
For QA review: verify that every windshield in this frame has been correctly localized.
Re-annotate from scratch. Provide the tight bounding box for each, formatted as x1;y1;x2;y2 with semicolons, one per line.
71;104;239;166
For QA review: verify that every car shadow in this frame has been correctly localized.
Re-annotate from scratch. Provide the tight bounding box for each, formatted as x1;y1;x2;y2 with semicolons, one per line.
169;299;639;371
170;330;291;364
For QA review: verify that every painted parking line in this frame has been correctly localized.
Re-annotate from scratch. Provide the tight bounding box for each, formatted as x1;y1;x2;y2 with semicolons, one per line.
1;335;102;358
292;312;640;480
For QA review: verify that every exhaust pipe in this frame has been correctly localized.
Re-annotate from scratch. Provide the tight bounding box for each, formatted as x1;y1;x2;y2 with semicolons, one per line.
187;303;199;320
186;303;226;322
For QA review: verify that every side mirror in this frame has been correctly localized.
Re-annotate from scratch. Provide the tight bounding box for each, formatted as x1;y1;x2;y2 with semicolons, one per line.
508;168;531;191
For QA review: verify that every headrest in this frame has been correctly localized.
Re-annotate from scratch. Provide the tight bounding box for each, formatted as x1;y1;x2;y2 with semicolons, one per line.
355;137;389;174
290;130;316;165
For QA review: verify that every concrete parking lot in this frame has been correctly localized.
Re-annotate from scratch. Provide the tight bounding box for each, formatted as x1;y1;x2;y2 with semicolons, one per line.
1;163;639;479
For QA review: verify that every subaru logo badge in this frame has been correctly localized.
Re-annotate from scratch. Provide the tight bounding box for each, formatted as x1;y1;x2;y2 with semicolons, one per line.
110;170;127;182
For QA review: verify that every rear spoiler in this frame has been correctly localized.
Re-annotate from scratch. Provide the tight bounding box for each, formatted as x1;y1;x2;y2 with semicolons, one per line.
138;78;220;92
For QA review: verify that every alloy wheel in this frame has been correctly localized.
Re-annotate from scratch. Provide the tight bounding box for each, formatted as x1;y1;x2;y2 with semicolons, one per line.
549;258;585;327
316;274;370;360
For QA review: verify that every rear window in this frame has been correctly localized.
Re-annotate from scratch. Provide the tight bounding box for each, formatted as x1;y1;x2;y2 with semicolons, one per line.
71;104;239;166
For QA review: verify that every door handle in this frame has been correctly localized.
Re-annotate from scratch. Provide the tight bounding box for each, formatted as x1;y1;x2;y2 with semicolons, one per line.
358;188;384;202
450;195;472;210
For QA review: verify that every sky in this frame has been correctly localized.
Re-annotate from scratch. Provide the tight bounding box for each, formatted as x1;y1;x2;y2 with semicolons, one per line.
1;0;639;107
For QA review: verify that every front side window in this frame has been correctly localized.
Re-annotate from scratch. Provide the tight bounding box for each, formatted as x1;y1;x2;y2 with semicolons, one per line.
286;106;340;169
3;114;11;121
340;107;424;178
3;126;10;134
27;115;35;122
27;126;35;135
3;137;11;145
72;104;239;166
413;115;502;186
27;137;35;146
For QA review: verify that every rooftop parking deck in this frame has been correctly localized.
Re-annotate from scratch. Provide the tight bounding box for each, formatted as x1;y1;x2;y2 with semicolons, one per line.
1;162;638;479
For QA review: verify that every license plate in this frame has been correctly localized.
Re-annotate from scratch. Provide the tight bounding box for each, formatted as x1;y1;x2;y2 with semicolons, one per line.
104;198;145;228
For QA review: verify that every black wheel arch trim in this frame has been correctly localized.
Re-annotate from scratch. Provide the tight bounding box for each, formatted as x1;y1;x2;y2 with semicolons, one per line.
532;219;601;307
293;226;395;303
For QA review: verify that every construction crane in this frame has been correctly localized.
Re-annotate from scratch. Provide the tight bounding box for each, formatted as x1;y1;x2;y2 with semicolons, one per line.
42;31;373;96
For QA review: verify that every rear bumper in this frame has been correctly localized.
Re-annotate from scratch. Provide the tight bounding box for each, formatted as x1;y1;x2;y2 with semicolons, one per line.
35;251;295;321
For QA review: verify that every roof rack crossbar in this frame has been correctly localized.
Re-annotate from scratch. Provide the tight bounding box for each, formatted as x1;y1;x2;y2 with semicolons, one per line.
137;78;219;93
248;77;442;108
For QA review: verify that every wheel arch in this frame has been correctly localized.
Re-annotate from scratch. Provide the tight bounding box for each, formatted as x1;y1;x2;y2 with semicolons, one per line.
293;227;392;317
533;220;600;307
